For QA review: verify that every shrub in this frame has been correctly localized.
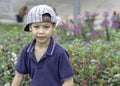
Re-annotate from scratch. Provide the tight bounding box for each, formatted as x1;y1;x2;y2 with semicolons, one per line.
63;39;120;86
0;11;120;86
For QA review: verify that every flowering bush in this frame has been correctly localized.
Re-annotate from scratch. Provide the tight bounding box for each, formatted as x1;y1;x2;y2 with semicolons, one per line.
57;11;120;43
0;11;120;86
0;24;31;86
63;39;120;86
111;11;120;29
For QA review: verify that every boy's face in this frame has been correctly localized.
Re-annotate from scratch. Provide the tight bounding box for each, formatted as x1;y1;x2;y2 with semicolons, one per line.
29;22;56;44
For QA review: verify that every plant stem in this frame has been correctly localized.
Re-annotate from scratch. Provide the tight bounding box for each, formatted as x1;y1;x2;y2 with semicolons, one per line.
105;27;110;41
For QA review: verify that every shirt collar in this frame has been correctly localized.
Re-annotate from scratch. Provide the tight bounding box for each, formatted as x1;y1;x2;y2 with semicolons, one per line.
27;39;35;53
46;37;56;56
27;37;56;56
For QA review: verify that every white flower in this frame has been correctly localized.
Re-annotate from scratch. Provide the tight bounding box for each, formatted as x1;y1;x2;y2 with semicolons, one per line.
1;65;4;68
90;59;98;63
7;70;10;75
11;58;14;61
11;52;17;58
0;45;3;52
4;82;10;86
114;73;120;79
4;72;7;75
66;32;70;36
14;60;17;64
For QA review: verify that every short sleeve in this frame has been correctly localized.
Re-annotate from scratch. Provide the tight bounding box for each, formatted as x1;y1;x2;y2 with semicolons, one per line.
16;45;28;74
59;50;74;80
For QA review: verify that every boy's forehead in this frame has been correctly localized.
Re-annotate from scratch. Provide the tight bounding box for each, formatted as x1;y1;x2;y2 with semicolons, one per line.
32;22;53;25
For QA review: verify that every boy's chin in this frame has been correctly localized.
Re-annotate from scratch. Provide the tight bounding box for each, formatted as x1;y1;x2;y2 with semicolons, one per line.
36;38;50;44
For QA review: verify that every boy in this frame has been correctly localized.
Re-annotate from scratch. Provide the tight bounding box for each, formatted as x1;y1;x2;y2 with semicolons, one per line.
11;5;74;86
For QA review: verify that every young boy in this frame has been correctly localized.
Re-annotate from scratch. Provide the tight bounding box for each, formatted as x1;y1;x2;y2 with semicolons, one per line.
11;5;74;86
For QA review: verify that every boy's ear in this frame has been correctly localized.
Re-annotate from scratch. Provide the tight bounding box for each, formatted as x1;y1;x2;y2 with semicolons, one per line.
53;25;56;31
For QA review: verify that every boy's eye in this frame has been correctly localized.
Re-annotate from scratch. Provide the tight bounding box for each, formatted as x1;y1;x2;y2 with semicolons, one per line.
43;26;50;29
44;26;50;28
32;25;51;30
34;26;39;28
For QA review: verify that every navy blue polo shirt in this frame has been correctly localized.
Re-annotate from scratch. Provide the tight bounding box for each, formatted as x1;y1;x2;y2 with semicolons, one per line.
16;37;74;86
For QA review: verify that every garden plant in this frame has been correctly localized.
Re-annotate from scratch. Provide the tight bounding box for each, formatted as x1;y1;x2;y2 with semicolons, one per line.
0;11;120;86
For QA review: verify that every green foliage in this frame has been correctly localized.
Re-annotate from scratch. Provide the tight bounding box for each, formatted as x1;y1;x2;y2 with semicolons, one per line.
0;24;31;86
0;24;120;86
63;39;120;86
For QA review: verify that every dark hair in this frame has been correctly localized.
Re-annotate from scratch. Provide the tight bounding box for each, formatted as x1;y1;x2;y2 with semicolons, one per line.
42;13;56;25
42;13;51;22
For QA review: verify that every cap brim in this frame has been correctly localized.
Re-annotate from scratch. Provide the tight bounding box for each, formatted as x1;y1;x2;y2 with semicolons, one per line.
24;24;30;32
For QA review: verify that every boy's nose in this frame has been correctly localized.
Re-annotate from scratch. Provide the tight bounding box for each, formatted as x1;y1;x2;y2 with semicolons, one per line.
38;28;44;34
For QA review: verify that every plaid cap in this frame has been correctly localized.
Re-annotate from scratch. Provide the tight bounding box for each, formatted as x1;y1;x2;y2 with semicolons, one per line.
24;5;57;31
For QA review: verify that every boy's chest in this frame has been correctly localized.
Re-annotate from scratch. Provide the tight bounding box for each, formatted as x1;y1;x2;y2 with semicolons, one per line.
27;53;59;79
34;48;47;62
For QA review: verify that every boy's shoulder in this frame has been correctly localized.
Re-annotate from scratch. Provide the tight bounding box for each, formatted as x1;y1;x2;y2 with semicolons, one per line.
22;40;35;53
55;42;68;54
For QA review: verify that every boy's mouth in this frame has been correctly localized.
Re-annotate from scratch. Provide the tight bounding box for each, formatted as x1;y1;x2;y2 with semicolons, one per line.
37;36;46;39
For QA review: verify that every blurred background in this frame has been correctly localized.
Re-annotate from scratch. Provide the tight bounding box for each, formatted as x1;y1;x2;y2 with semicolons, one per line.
0;0;120;24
